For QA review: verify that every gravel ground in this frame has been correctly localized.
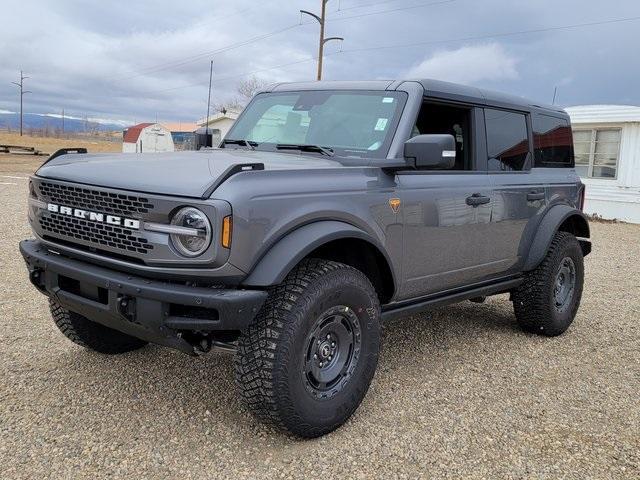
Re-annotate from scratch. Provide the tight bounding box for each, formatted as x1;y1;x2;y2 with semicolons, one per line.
1;166;638;479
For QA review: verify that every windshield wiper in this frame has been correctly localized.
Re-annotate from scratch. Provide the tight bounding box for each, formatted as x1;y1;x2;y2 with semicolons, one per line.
276;143;334;156
221;138;258;150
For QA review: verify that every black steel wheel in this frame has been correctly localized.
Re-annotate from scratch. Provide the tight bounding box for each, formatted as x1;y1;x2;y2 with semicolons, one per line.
553;256;577;313
513;231;584;336
303;305;362;399
235;259;381;438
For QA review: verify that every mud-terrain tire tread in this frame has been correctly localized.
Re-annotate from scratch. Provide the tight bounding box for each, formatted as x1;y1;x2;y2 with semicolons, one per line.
49;300;148;354
513;231;584;336
234;258;380;438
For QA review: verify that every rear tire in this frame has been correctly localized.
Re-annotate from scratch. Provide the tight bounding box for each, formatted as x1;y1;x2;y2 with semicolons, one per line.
235;259;381;438
513;232;584;336
49;300;148;354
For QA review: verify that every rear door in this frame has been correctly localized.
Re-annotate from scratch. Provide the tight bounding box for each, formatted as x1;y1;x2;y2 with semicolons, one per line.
532;112;579;213
484;108;548;274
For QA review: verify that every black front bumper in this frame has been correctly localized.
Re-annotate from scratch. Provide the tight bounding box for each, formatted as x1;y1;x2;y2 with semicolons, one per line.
19;239;268;354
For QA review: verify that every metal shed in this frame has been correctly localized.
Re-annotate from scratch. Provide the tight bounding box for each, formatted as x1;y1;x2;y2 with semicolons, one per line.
122;123;175;153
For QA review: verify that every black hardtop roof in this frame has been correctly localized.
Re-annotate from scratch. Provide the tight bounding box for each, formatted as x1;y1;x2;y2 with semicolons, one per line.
267;79;565;115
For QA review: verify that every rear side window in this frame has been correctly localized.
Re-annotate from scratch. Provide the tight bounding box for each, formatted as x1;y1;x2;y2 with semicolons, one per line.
533;114;574;167
485;109;529;171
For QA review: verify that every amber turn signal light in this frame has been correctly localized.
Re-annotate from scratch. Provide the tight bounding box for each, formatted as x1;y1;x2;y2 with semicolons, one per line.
221;215;232;248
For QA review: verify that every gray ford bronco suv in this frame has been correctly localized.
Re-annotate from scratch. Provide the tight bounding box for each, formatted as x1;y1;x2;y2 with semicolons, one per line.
20;79;591;437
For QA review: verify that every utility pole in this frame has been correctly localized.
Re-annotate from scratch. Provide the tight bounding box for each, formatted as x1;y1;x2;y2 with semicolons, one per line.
61;108;65;135
11;70;31;136
301;1;343;80
205;60;213;147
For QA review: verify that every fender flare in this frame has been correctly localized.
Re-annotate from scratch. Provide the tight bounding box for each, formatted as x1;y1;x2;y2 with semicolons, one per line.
523;205;591;271
242;220;393;287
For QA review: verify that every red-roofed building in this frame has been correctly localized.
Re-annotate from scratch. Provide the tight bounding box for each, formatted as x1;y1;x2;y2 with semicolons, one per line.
122;123;175;153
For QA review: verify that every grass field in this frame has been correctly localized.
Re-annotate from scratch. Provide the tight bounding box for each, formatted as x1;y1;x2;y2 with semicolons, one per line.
0;132;121;174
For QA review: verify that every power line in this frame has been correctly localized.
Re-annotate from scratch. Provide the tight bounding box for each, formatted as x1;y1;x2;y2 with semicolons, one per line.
197;6;253;25
106;6;266;81
109;0;455;83
143;57;319;96
131;13;640;99
301;0;344;80
11;71;31;136
110;23;303;82
337;14;640;53
335;0;408;13
327;0;456;22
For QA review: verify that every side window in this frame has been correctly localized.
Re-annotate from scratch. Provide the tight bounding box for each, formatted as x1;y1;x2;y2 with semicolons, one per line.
572;128;620;179
533;114;573;167
413;102;472;170
485;109;529;171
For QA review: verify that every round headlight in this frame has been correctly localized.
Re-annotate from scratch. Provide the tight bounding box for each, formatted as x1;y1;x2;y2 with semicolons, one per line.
170;207;212;257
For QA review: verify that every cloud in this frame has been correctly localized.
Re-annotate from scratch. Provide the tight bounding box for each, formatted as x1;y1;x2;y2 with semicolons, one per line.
557;76;574;87
0;0;316;123
404;43;519;84
2;1;640;121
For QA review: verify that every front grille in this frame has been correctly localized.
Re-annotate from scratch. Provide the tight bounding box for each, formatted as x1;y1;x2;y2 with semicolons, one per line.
37;181;155;217
30;178;222;267
39;212;154;255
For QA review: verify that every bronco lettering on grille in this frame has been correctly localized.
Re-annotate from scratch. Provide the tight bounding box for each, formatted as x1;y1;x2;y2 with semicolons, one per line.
46;203;140;230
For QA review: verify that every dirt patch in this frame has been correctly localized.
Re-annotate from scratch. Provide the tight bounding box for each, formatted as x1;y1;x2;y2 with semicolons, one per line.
0;172;638;479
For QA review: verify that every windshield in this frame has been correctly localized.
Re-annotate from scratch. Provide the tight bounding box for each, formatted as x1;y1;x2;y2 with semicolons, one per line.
225;90;407;158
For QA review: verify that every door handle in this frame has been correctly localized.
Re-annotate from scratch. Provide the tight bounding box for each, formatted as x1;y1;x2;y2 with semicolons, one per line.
527;192;545;201
466;193;491;207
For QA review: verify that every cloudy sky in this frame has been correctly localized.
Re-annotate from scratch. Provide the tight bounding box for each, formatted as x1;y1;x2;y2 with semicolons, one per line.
1;0;639;125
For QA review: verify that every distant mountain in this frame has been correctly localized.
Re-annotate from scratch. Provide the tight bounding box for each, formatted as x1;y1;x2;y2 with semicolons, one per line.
0;111;130;132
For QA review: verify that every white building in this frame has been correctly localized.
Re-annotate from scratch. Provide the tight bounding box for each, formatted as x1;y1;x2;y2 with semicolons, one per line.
566;105;640;223
196;110;240;145
122;123;175;153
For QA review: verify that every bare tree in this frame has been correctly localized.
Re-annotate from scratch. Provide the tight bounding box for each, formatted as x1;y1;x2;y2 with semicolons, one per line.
212;98;244;114
213;76;269;114
237;76;268;102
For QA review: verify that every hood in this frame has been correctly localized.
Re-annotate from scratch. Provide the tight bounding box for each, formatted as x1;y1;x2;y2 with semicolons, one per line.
36;148;344;198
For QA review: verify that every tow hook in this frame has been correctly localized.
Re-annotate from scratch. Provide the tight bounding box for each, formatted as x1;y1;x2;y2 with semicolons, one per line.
194;337;212;355
29;268;46;293
192;337;237;355
117;295;137;322
469;296;486;304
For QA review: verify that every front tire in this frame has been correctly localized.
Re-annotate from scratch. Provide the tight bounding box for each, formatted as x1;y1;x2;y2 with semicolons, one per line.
235;259;381;438
50;300;148;354
513;231;584;336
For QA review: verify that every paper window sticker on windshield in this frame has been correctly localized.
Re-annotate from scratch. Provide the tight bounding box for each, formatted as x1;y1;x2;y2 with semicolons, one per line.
382;97;394;103
368;141;382;150
375;118;388;131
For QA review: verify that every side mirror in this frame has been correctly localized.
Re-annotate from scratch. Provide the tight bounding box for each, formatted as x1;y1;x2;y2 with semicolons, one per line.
404;134;456;169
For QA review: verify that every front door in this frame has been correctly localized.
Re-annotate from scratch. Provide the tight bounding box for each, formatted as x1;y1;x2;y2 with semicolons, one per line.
397;172;498;300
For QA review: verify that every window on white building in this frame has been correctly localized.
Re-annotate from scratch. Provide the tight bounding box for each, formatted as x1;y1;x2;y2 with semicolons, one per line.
573;128;621;179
